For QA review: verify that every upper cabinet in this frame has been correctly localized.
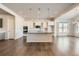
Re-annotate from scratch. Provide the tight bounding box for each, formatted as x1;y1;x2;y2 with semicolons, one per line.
48;21;54;25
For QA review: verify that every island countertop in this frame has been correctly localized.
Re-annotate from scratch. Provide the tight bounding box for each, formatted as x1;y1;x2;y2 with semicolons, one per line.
27;32;52;34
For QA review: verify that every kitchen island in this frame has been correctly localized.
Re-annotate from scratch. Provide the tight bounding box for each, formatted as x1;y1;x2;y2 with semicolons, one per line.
26;32;53;42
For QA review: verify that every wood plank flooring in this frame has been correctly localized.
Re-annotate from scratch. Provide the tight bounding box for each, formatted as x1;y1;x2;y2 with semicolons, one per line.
0;36;79;56
0;37;54;56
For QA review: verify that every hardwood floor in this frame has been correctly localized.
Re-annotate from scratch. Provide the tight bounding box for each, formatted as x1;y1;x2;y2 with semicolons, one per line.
0;36;79;56
0;37;54;56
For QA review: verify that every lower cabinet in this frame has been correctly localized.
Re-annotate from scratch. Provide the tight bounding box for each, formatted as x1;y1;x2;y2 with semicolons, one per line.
27;33;53;42
0;33;5;40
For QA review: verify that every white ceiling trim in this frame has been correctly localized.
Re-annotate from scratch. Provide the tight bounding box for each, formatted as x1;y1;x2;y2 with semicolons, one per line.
0;3;24;19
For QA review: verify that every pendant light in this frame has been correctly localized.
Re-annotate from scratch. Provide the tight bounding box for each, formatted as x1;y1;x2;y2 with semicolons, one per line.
47;8;49;19
47;8;54;21
29;8;32;19
38;8;40;20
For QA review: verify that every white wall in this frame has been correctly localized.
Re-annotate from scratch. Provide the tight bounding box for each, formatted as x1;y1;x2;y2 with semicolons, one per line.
72;17;79;37
0;14;15;39
0;14;24;40
0;4;25;39
15;15;24;39
7;15;15;39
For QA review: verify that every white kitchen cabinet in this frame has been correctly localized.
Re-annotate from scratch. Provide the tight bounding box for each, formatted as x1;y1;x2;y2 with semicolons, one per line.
27;32;53;42
0;32;5;40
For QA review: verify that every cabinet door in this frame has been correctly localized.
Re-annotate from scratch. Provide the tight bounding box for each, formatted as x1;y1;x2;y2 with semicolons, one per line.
27;34;52;42
0;33;5;40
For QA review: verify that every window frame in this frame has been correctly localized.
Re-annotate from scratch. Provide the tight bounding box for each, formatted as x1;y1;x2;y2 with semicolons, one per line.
58;22;68;33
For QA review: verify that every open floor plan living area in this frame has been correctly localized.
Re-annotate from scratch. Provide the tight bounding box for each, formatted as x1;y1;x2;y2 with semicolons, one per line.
0;3;79;56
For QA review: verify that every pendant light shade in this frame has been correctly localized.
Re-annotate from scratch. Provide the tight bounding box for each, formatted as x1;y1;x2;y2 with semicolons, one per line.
47;16;55;21
47;8;55;21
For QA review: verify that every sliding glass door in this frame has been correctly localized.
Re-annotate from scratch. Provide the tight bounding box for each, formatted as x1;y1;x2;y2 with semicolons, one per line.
58;22;68;35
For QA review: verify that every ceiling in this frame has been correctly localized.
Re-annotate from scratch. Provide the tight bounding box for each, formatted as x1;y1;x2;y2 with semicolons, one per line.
2;3;79;20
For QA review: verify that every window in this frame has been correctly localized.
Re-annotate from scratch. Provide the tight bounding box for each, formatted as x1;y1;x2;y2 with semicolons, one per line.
63;23;68;32
58;22;68;33
58;23;63;32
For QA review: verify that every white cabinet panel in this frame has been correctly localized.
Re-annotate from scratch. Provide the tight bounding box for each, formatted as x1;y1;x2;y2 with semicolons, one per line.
27;33;53;42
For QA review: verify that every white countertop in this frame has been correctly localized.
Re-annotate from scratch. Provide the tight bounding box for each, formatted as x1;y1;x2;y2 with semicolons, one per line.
0;31;6;33
27;32;52;34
